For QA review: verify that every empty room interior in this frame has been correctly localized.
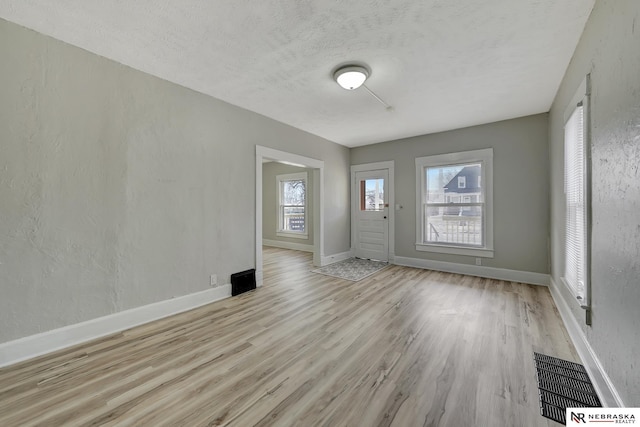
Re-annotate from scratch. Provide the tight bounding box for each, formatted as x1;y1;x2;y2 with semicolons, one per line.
1;0;639;426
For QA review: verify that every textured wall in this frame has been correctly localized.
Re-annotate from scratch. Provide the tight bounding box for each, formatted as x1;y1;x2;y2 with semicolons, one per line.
548;0;640;406
262;163;314;245
0;19;349;344
351;114;550;274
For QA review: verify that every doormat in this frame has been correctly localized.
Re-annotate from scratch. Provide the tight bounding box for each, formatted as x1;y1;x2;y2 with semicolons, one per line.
311;258;388;282
533;352;602;425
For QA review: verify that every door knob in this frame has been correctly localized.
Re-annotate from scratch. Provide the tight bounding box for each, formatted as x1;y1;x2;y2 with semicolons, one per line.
383;216;387;219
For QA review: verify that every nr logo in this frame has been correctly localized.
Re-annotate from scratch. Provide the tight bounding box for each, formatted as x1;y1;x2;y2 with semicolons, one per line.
571;411;586;423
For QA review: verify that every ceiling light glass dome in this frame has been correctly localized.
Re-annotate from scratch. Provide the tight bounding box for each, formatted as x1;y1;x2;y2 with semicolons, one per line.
334;65;369;90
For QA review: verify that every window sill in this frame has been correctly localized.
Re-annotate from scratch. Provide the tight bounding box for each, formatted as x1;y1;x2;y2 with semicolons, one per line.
277;231;309;240
415;243;494;258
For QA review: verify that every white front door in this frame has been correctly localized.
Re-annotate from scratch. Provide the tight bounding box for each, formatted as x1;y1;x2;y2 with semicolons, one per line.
354;170;389;261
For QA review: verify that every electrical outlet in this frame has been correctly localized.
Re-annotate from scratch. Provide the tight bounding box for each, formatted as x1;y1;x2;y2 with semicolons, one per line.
210;274;217;287
475;258;482;266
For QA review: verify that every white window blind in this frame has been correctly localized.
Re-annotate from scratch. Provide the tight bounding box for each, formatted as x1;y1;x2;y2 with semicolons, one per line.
564;103;587;305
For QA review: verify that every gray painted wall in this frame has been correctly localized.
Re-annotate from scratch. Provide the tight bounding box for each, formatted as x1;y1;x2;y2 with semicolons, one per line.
262;162;314;245
0;19;350;344
351;114;550;274
548;0;640;406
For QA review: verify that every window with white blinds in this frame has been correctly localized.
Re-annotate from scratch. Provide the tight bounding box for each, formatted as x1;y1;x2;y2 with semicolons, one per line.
563;103;587;306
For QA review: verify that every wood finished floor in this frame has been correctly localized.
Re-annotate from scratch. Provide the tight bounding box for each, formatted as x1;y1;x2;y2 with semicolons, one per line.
0;247;579;426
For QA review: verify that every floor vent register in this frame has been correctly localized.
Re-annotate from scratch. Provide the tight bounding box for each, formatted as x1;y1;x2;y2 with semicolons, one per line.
533;352;602;425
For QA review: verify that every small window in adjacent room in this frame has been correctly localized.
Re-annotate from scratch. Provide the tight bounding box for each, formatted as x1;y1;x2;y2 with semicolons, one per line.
563;76;590;307
415;148;494;257
277;172;307;238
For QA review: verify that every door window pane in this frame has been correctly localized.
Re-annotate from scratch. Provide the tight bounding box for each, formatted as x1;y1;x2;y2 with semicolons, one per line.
360;178;384;211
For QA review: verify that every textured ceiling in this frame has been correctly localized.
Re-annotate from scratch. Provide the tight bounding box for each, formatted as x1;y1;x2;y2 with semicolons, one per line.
0;0;595;147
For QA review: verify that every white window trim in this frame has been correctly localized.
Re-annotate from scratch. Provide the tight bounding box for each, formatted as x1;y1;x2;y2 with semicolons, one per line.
276;172;308;239
415;148;494;258
561;74;591;308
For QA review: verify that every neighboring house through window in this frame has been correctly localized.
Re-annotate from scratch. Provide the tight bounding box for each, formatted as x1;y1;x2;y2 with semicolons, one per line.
415;148;494;257
277;172;307;238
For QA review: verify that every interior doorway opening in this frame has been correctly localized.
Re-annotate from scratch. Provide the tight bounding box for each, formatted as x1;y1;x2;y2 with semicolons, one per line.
255;146;324;287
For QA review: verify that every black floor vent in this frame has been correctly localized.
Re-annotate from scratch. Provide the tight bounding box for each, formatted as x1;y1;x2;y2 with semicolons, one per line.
231;269;256;296
533;352;602;425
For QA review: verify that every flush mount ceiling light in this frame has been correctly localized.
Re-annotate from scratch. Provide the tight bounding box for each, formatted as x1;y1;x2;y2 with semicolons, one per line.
332;63;394;111
333;65;369;90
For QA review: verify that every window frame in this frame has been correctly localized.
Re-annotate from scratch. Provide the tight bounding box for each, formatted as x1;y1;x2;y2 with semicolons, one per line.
562;75;591;308
415;148;494;257
276;172;308;239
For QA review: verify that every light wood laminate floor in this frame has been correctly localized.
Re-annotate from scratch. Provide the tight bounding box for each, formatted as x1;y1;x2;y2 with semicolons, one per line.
0;247;579;426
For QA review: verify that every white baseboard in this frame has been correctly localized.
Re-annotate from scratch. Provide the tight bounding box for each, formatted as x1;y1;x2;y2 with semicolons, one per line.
548;278;624;407
263;239;314;253
321;250;352;266
0;285;231;368
256;269;264;287
393;256;550;286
